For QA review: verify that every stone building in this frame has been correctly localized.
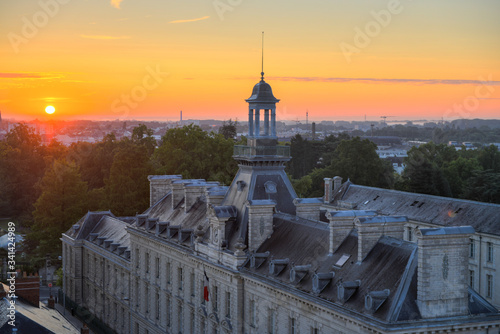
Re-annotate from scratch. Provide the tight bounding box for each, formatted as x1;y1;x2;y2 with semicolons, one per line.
62;73;500;333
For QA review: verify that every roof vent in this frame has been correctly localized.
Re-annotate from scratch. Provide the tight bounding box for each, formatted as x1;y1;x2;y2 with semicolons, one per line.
72;224;80;231
104;240;113;248
97;236;106;245
124;250;131;259
365;289;390;313
290;264;311;285
250;251;270;269
179;229;193;243
118;246;127;255
269;258;289;276
312;272;335;294
337;280;361;304
167;225;180;239
237;180;246;191
88;233;99;242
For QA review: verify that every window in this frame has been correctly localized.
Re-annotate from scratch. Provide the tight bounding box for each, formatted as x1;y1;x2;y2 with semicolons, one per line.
135;280;140;307
178;267;183;291
469;239;475;258
487;242;493;262
408;228;413;242
225;291;231;318
469;270;475;288
156;257;160;278
145;252;150;273
290;317;296;334
250;300;256;326
311;328;319;334
145;285;149;315
178;303;184;333
156;291;160;320
190;272;195;296
189;308;195;334
200;317;207;334
213;285;218;311
166;295;171;327
166;262;171;284
487;274;493;298
268;309;276;334
135;248;140;268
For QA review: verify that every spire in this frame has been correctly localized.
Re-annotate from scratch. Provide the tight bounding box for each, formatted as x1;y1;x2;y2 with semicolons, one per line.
261;31;264;81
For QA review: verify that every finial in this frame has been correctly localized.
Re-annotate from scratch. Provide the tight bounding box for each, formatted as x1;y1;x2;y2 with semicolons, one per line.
261;31;264;81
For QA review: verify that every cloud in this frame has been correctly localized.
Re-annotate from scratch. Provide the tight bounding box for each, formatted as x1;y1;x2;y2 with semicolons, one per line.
0;72;63;79
110;0;123;9
267;76;500;86
80;34;131;40
169;16;210;24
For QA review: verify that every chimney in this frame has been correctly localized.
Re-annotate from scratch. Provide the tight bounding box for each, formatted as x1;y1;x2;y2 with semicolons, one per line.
184;183;206;213
246;200;276;252
147;175;182;206
293;198;322;221
416;226;474;318
326;210;377;254
206;186;228;210
333;176;343;192
323;178;332;203
355;216;406;262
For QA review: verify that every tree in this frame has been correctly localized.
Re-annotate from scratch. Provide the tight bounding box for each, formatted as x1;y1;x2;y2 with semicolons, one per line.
153;125;237;185
131;124;156;155
463;170;500;203
26;159;88;256
400;143;453;197
329;137;394;188
106;140;154;216
218;119;237;140
0;124;46;222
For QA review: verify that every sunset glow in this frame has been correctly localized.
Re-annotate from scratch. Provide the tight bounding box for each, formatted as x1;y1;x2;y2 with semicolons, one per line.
1;0;499;122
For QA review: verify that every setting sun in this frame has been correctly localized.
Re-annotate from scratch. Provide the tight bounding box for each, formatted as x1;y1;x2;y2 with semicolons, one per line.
45;106;55;115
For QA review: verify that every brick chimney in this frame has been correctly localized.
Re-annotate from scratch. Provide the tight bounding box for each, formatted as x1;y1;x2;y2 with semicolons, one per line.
355;216;406;262
416;226;474;318
147;175;182;206
326;210;377;255
246;200;276;252
184;183;206;213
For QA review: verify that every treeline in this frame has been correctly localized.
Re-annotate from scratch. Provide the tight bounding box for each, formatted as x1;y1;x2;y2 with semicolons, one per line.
287;134;500;204
351;124;500;144
0;124;238;259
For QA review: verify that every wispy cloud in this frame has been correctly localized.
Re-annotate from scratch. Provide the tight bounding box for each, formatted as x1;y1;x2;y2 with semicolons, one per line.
267;76;500;86
169;16;210;24
80;34;131;40
110;0;123;9
0;72;64;79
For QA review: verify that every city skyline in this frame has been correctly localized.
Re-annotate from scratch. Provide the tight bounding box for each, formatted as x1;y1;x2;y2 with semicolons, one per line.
1;0;500;122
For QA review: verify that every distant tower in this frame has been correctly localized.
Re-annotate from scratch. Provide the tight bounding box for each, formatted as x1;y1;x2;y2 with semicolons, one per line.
306;110;308;126
312;122;316;140
180;110;183;122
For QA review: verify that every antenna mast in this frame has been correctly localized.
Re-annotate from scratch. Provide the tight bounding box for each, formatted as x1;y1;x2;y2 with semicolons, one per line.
261;31;264;81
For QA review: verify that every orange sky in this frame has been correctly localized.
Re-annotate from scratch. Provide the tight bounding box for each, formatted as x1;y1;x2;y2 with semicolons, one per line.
1;0;499;122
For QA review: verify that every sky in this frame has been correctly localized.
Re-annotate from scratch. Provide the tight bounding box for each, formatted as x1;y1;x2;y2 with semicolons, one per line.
1;0;500;122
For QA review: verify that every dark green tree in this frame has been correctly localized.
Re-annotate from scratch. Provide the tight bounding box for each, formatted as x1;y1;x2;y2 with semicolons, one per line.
106;140;154;216
0;124;46;222
218;119;237;140
26;159;88;256
153;125;237;185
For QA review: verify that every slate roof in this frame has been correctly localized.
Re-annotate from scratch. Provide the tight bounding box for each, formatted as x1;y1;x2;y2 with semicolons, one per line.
331;183;500;236
242;212;498;324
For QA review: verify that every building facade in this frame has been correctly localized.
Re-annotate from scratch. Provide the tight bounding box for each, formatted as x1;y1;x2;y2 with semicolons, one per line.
62;74;500;334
